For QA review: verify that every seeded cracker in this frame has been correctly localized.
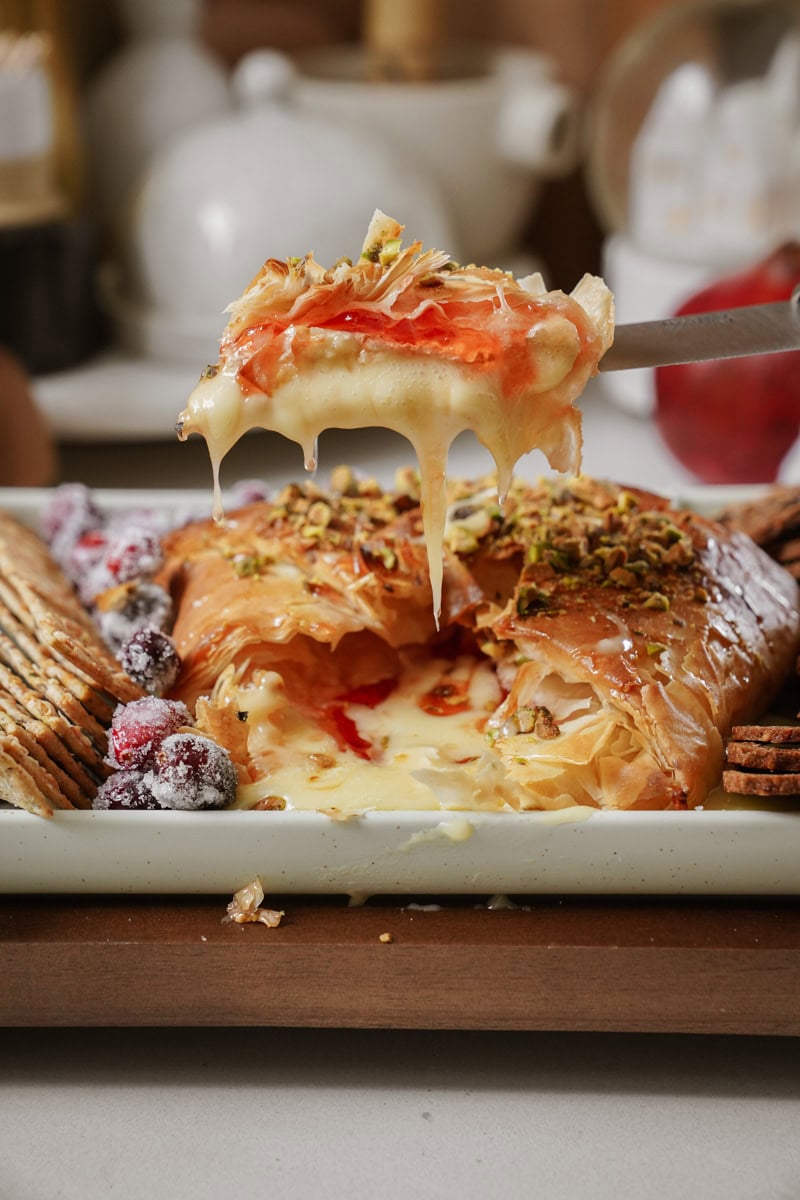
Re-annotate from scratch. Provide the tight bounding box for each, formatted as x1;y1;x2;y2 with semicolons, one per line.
0;511;143;815
0;622;108;741
0;591;116;719
0;744;60;818
0;702;99;804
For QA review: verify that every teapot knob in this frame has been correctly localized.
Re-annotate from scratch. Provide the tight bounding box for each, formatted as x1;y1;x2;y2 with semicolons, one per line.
233;50;295;107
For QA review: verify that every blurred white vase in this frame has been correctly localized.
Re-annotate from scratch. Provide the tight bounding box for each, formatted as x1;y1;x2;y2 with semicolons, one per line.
108;51;456;365
84;0;231;241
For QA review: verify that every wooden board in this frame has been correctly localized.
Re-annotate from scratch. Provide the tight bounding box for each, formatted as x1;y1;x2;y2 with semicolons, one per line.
2;894;800;1034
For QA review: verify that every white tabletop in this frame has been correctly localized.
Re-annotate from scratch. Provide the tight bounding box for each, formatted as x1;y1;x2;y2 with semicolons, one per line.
2;1026;800;1199
8;371;800;1200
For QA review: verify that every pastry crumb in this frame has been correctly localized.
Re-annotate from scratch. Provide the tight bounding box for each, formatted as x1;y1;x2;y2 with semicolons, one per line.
223;877;284;927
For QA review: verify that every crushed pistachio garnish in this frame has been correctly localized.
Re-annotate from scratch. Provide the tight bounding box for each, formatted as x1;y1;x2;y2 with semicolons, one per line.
230;553;273;578
516;583;551;617
515;705;560;738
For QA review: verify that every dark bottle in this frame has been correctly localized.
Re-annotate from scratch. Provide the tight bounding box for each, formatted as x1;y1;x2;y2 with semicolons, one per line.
0;0;100;374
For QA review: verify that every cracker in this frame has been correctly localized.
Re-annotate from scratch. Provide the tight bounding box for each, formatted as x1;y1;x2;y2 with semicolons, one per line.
0;509;144;813
0;687;105;795
0;599;115;722
0;709;90;808
726;741;800;771
0;625;107;745
723;768;800;796
729;724;800;744
718;487;800;546
0;742;60;817
0;732;76;813
0;658;105;769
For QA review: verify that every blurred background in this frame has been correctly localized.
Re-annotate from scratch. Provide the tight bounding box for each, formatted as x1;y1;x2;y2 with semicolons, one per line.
3;0;800;488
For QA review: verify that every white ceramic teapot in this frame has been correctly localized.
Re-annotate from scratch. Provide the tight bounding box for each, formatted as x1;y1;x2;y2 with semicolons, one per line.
84;0;232;240
110;45;579;365
110;50;454;363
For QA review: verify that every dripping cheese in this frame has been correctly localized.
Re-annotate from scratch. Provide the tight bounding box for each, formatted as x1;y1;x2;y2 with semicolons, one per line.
176;211;614;618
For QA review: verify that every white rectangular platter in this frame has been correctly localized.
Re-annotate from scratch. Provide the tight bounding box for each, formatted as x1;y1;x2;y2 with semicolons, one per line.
1;484;799;897
3;805;800;896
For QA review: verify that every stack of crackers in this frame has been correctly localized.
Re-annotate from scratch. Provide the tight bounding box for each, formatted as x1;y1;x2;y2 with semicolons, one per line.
0;511;142;816
718;485;800;579
724;726;800;797
720;486;800;796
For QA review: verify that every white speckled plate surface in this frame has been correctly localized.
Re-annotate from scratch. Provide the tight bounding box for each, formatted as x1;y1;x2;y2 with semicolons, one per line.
2;805;800;896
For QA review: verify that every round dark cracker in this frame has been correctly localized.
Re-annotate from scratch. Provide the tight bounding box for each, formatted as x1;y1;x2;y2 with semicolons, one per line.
718;487;800;546
726;742;800;771
723;768;800;796
729;724;800;745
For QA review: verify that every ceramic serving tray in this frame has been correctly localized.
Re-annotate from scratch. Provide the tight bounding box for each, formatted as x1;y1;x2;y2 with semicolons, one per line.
2;484;798;898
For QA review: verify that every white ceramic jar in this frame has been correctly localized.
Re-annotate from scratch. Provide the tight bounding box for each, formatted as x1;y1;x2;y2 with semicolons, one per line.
84;0;231;240
110;51;455;364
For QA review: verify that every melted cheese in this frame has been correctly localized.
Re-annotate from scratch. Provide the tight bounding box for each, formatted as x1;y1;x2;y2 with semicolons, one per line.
231;654;516;814
214;647;649;814
175;216;614;621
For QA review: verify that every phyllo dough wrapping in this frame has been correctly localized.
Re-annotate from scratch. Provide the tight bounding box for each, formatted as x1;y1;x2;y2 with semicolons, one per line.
157;474;800;812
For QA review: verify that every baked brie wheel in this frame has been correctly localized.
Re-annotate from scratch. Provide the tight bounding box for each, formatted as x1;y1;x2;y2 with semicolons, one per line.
157;474;800;814
176;212;614;617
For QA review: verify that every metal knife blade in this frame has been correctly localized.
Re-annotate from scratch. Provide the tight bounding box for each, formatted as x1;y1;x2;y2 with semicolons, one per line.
599;290;800;372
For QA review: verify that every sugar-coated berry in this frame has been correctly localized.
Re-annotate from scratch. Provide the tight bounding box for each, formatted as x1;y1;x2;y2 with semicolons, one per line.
67;529;110;603
43;483;103;570
146;733;238;810
96;582;174;655
106;696;192;771
102;524;164;587
93;770;160;810
118;628;181;696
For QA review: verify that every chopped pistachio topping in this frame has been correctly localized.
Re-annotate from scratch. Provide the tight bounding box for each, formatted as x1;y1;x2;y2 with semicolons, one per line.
516;583;551;617
230;553;273;577
379;237;403;266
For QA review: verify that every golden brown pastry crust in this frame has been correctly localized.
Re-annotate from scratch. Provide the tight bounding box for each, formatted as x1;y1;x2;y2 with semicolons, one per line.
158;474;800;810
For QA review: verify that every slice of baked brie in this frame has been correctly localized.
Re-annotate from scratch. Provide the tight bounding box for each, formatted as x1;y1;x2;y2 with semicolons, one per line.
157;474;800;813
176;212;614;618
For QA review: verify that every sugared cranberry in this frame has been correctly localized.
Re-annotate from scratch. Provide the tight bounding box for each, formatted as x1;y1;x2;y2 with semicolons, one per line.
93;770;160;810
106;697;192;771
103;525;164;586
118;628;181;696
42;483;103;569
66;529;110;603
146;733;238;810
96;582;174;655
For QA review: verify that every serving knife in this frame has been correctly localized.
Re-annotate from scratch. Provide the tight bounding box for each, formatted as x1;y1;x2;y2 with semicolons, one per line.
599;288;800;372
